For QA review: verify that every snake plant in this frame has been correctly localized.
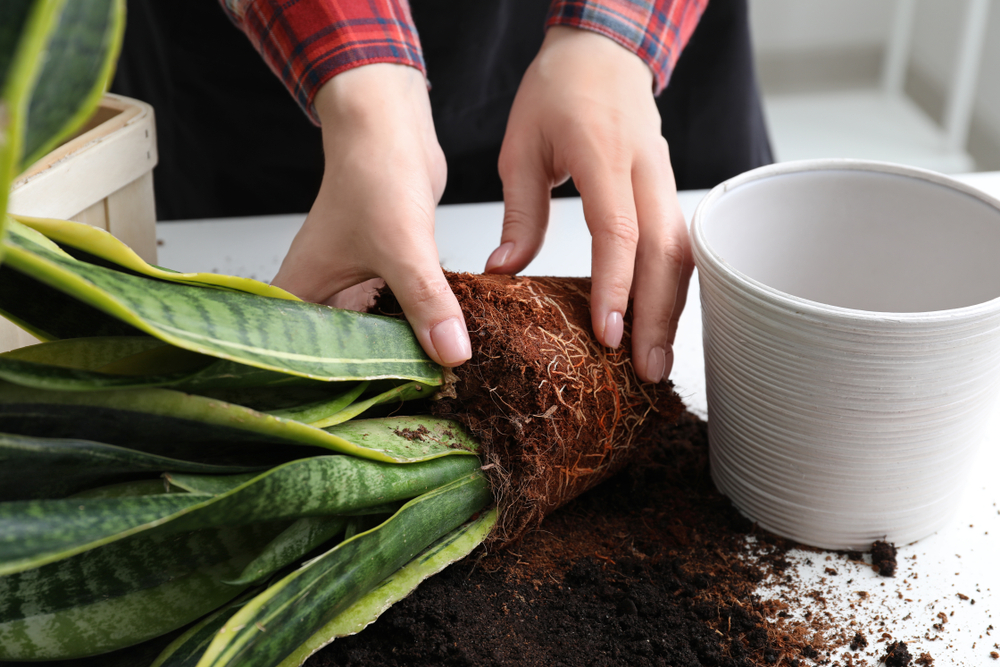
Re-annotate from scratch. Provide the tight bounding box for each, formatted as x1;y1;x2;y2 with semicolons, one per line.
0;3;496;664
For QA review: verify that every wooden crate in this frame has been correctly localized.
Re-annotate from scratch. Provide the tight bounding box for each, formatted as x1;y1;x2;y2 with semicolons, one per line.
4;93;158;352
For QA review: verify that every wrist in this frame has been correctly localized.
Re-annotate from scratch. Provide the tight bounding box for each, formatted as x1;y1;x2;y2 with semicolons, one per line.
313;63;431;133
538;26;654;91
309;62;447;210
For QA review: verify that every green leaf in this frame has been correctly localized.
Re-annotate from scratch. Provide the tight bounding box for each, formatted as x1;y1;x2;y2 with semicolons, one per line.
225;516;348;586
1;1;125;257
171;357;330;392
276;508;497;666
70;478;180;499
14;213;300;301
0;522;284;661
150;588;266;667
0;492;204;576
197;473;493;667
21;0;125;167
324;416;481;459
0;337;345;392
0;453;482;575
2;335;170;369
307;381;431;428
0;432;263;501
0;220;443;385
0;380;472;463
0;3;37;94
0;354;204;391
1;0;59;255
267;381;369;424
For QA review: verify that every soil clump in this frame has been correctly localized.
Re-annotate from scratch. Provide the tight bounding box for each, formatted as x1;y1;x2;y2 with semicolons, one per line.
870;540;898;577
882;641;913;666
377;273;684;545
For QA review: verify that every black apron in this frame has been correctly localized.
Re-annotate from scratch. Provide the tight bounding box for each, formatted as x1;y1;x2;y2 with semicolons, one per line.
112;0;771;220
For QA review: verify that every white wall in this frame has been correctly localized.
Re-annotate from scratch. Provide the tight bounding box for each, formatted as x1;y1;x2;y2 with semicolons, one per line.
748;0;1000;170
975;3;1000;154
749;0;894;55
910;0;1000;164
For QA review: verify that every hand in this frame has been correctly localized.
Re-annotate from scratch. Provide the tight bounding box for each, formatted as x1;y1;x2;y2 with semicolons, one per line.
486;27;693;384
271;64;472;368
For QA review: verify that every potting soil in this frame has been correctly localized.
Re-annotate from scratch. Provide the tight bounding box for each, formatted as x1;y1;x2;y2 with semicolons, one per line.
307;412;828;667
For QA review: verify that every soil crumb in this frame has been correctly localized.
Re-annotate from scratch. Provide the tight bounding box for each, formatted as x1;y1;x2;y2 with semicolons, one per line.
883;641;913;666
871;540;898;577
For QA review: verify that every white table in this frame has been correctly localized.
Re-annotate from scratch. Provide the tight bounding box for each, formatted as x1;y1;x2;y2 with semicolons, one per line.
158;174;1000;665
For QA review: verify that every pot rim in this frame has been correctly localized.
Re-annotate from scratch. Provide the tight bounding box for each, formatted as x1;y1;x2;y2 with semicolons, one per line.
690;158;1000;325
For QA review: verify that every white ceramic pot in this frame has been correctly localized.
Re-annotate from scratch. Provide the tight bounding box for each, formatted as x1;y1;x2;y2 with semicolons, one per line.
690;159;1000;550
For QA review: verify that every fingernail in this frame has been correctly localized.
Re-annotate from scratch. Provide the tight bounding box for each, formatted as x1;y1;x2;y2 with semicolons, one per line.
646;347;665;383
646;345;672;384
484;242;514;273
430;317;472;366
604;311;623;349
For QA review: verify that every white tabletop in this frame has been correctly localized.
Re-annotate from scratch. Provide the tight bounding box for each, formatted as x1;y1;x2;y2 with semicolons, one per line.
157;173;1000;665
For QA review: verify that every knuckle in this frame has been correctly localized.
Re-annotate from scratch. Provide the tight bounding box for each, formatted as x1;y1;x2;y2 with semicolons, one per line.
501;207;535;235
597;213;640;250
609;281;633;304
659;236;690;269
503;211;535;240
597;271;634;306
403;274;453;311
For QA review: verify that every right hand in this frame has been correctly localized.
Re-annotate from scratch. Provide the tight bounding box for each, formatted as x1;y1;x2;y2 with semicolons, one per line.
271;63;472;368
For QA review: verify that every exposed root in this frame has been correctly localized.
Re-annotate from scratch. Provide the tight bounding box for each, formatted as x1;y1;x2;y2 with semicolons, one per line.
377;273;684;547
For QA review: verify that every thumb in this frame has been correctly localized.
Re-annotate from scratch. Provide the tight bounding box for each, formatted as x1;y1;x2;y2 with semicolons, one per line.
379;243;471;369
487;141;552;275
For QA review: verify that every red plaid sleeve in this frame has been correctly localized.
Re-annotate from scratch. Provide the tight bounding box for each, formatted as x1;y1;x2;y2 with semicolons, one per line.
547;0;708;94
219;0;424;124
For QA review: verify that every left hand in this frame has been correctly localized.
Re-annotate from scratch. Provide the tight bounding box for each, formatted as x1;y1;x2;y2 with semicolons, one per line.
485;26;693;384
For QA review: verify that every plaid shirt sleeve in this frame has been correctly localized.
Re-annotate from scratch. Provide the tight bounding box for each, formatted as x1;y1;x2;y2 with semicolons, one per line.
219;0;425;124
547;0;709;94
220;0;705;124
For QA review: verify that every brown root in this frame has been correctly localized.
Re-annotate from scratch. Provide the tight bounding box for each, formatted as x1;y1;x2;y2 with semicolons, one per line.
376;272;684;546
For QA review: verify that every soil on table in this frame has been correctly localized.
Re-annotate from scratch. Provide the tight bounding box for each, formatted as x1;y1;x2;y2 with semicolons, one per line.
307;411;826;667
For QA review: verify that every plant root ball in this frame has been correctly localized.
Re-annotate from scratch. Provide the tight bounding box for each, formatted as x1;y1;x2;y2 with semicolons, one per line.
378;273;684;546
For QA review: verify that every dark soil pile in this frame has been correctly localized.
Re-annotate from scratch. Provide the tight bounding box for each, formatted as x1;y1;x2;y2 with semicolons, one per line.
307;411;827;667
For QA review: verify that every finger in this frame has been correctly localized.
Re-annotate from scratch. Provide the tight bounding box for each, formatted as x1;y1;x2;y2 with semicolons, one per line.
488;131;553;275
377;233;472;369
629;141;691;383
667;252;694;347
573;155;639;350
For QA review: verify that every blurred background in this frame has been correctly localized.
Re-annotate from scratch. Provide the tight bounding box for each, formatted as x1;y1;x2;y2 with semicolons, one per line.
749;0;999;173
